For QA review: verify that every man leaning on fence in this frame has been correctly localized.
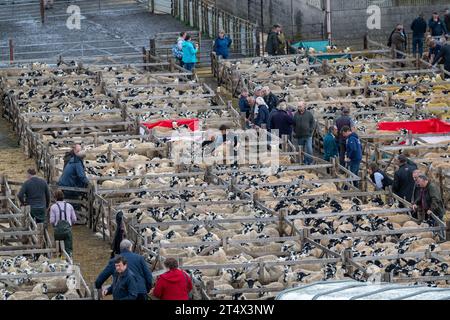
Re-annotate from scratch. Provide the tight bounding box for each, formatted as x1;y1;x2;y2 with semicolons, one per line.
58;144;89;211
18;168;50;225
412;175;445;220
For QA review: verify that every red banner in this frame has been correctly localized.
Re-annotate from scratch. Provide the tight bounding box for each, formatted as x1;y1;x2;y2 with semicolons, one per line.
142;119;199;131
377;119;450;134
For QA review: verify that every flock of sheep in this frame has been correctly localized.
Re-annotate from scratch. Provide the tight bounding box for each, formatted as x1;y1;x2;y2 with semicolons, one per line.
0;45;449;300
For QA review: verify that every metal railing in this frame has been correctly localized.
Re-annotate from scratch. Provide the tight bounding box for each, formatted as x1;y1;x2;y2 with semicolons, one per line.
171;0;259;57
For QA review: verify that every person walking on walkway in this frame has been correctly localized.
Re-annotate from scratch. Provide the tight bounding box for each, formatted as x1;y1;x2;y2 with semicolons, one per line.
293;101;315;165
182;34;199;72
18;168;50;224
96;239;153;300
49;190;76;257
102;256;138;300
411;13;428;58
151;258;193;300
213;30;232;59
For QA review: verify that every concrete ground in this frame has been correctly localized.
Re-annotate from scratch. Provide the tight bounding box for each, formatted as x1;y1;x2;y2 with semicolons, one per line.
0;0;188;63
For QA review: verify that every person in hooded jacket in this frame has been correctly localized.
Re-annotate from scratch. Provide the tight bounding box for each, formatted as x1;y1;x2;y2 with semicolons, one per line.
151;258;193;300
213;30;232;59
96;240;153;300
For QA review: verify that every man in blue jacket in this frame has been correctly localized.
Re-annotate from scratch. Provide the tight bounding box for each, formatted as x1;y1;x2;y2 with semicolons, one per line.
323;126;339;162
213;30;232;59
342;126;362;187
102;255;138;300
96;239;153;300
429;12;448;37
58;144;89;209
411;13;427;58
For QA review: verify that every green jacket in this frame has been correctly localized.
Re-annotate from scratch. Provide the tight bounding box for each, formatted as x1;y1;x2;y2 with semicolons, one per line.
414;181;445;219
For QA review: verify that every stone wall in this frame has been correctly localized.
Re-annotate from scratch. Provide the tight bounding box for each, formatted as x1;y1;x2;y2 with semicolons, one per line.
215;0;449;47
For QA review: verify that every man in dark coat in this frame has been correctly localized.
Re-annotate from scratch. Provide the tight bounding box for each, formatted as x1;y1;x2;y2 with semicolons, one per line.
266;25;281;56
411;13;427;58
18;168;50;224
269;102;294;139
102;256;138;300
293;101;315;165
392;155;417;203
413;175;445;220
96;240;153;300
432;43;450;79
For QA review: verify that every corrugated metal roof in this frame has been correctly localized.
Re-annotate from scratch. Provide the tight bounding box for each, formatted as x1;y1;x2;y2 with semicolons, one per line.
276;280;450;300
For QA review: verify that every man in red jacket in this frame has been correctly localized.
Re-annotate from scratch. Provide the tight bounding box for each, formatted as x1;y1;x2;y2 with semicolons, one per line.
151;258;193;300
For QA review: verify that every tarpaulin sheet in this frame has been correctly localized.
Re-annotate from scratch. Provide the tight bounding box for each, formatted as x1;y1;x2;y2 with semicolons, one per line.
377;119;450;134
142;119;199;131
